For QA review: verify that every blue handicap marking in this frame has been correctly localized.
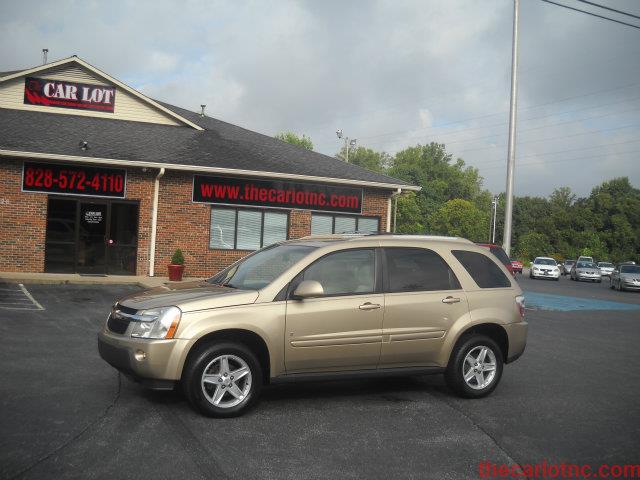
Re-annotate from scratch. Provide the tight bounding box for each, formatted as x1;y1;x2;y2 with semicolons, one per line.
524;291;640;312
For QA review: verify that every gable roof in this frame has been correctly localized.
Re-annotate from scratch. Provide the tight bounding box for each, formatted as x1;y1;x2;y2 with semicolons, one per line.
0;58;418;191
0;56;203;130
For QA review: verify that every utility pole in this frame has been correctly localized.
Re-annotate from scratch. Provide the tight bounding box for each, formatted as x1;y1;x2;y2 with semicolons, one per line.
336;129;356;162
492;196;498;244
503;0;520;256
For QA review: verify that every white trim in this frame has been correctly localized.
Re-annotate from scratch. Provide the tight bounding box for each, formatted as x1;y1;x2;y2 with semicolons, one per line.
149;168;165;277
0;57;203;131
0;149;421;191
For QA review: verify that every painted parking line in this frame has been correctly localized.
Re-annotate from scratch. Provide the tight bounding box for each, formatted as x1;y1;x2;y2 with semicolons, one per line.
524;291;640;312
0;283;44;311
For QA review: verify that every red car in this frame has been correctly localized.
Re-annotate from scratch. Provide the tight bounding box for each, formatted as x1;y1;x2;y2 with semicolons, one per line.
511;260;523;274
476;243;515;276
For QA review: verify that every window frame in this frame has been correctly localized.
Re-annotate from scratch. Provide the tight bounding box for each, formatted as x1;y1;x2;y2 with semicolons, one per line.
451;249;512;289
311;213;381;235
285;247;383;299
381;247;462;294
209;206;289;251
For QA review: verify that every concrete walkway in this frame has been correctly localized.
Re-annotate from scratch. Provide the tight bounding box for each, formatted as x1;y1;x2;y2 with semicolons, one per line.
0;272;205;289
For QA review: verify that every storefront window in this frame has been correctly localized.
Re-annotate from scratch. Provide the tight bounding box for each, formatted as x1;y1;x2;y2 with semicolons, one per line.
210;207;288;250
311;214;380;235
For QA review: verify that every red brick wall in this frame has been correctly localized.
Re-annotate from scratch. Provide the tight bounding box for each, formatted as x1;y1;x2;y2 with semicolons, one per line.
0;159;48;272
0;161;392;277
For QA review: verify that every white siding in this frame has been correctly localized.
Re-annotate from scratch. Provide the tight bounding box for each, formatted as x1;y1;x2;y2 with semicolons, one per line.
0;63;181;126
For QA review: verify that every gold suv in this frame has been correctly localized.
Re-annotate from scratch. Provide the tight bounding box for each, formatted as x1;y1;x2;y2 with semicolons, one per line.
98;235;527;417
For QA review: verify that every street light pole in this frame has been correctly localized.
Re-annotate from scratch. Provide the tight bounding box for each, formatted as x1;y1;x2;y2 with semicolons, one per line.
503;0;520;256
336;130;356;162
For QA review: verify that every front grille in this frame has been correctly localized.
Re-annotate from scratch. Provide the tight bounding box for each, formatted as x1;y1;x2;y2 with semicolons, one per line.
107;314;130;334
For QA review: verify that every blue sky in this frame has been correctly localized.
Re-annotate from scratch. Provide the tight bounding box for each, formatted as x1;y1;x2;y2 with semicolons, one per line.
1;0;639;196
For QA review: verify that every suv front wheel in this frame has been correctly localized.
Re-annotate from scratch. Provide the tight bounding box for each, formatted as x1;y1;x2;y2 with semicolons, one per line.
183;342;263;418
445;335;504;398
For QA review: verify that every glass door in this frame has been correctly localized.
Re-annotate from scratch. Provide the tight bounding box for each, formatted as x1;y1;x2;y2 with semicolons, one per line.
77;201;108;275
107;202;139;275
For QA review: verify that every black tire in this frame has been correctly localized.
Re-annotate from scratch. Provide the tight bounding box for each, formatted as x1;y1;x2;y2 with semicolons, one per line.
182;342;263;418
554;277;559;281
445;334;504;399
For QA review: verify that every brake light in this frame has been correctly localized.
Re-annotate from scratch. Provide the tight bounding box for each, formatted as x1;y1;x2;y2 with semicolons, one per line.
515;295;525;319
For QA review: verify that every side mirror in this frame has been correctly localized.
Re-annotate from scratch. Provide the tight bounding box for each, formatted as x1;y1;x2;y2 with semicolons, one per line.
292;280;324;299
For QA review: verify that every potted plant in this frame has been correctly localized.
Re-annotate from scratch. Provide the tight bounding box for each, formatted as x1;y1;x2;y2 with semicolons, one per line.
168;248;185;281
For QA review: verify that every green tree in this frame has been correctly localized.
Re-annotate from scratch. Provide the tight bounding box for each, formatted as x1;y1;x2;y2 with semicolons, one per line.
336;145;390;173
394;192;425;234
275;131;314;150
428;199;489;241
514;232;552;261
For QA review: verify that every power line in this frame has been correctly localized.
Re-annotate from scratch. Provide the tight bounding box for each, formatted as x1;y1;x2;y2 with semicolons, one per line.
574;0;640;21
480;148;640;171
538;0;640;30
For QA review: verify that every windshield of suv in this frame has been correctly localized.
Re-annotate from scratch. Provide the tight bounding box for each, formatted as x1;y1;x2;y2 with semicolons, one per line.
620;265;640;274
598;262;613;268
577;262;597;269
534;258;556;266
208;243;317;290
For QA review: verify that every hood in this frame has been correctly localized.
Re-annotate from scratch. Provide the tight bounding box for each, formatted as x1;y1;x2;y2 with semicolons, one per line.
117;280;259;312
620;272;640;280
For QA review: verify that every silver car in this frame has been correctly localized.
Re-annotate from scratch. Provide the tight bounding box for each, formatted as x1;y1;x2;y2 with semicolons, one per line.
570;261;602;283
597;262;615;277
610;264;640;291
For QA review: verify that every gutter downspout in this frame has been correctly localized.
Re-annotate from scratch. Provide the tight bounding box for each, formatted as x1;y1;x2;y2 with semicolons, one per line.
149;167;165;277
388;188;402;233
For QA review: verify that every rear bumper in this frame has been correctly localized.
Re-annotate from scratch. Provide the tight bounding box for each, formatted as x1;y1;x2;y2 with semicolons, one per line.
504;321;527;363
98;330;187;388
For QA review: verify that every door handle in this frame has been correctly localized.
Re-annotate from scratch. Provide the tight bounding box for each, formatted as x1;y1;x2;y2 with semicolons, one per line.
442;296;461;304
359;302;381;311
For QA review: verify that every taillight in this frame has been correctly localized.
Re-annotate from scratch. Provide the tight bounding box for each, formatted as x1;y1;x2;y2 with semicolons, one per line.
515;295;525;319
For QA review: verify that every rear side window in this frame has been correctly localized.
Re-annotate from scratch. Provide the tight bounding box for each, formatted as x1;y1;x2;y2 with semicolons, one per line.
452;250;511;288
385;248;461;292
489;246;511;267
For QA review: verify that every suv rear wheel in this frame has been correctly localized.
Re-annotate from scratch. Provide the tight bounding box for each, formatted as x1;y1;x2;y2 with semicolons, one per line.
445;335;503;398
183;342;263;417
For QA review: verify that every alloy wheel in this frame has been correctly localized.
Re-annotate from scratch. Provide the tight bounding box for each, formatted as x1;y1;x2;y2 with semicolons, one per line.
201;354;252;408
462;346;497;390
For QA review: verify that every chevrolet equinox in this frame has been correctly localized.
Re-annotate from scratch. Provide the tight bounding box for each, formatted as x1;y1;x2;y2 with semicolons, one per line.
98;235;527;417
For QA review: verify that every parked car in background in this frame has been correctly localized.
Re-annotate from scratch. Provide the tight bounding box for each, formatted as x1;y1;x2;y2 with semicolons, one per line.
476;243;515;276
530;257;560;280
561;259;575;276
570;261;602;282
597;262;615;277
610;263;640;291
577;256;594;264
511;260;523;274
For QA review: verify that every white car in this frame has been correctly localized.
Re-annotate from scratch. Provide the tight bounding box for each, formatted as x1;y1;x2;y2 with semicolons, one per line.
530;257;561;280
597;262;615;277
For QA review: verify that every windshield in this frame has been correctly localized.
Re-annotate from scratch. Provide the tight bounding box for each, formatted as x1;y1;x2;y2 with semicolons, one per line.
565;260;575;265
620;265;640;274
598;263;613;268
534;258;556;266
577;262;597;269
208;243;317;290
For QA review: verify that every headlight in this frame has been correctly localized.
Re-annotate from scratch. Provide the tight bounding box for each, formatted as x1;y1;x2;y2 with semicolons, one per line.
533;266;540;271
130;306;182;339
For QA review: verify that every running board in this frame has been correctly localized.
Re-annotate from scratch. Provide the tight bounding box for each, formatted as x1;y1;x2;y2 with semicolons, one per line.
271;366;445;384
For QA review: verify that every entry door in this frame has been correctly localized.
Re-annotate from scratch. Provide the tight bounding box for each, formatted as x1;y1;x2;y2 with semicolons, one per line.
284;249;383;373
77;201;108;274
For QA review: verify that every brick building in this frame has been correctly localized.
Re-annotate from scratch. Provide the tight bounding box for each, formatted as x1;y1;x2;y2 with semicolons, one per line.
0;57;417;278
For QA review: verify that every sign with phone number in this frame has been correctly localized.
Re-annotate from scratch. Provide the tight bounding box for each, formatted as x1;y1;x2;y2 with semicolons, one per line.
22;162;126;198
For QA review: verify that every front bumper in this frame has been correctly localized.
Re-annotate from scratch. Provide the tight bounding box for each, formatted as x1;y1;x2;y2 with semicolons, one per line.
504;321;527;363
98;330;188;389
621;281;640;290
576;273;601;281
531;269;560;279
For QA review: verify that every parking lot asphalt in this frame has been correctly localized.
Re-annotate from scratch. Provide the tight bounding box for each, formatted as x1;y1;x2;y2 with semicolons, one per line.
1;278;639;480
